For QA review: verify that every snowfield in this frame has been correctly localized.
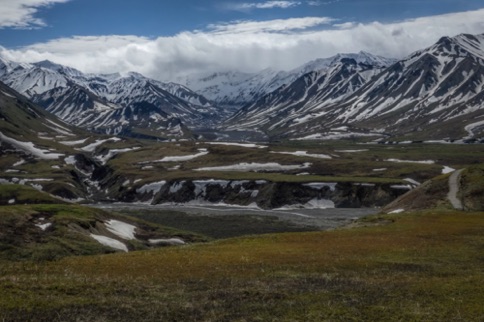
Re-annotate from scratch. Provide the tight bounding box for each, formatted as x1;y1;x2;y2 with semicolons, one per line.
442;166;456;174
105;220;137;240
385;158;435;164
157;149;208;162
195;162;312;172
90;234;128;252
207;142;268;149
136;181;167;195
59;138;88;146
79;137;122;152
0;131;64;160
271;151;332;159
96;147;140;164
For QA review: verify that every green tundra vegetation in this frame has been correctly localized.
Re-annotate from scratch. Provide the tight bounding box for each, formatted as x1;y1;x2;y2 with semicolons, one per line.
0;209;482;321
1;137;483;320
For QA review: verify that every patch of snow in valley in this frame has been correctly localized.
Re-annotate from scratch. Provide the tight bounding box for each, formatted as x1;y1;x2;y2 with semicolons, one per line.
0;131;64;160
385;158;435;164
303;182;337;191
31;184;43;191
8;199;15;204
157;149;208;162
293;132;381;141
36;222;52;231
64;156;77;166
271;151;332;159
45;119;72;133
59;138;88;146
169;181;186;194
136;181;167;195
207;142;268;149
96;147;140;164
304;198;335;209
388;209;405;214
464;119;484;138
90;234;128;252
195;162;312;172
403;178;420;185
79;137;122;152
1;90;15;98
442;166;455;174
13;159;26;167
372;168;387;172
105;220;137;240
38;136;54;141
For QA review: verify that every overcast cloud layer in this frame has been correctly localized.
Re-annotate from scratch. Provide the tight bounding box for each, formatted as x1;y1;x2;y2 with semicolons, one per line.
1;9;483;81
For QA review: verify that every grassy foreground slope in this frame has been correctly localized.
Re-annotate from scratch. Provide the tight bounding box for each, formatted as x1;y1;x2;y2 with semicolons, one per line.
0;210;482;321
0;185;208;261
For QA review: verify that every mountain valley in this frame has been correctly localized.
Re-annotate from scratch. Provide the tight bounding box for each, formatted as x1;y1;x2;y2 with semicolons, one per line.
0;18;484;321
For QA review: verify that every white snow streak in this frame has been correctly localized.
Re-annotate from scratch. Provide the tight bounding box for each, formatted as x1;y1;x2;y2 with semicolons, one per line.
271;151;332;159
90;234;128;252
207;142;268;149
385;158;435;164
105;220;137;240
195;162;311;172
0;131;64;159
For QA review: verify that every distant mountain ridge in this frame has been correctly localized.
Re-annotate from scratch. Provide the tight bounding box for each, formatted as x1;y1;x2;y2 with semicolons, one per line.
1;33;483;142
0;58;220;139
223;33;484;141
178;51;397;108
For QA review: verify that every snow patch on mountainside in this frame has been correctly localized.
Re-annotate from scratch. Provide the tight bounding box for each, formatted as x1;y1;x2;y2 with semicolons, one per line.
0;131;64;160
195;162;311;172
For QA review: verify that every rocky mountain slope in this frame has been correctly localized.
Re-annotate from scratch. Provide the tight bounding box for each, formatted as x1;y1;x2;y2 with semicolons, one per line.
179;51;396;109
224;56;389;136
225;33;484;141
0;58;219;139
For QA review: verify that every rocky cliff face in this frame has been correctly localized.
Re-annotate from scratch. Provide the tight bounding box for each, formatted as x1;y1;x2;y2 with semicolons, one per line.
118;179;410;209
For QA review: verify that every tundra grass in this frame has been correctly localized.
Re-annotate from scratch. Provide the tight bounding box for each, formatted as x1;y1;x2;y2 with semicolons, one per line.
106;141;482;186
0;210;482;321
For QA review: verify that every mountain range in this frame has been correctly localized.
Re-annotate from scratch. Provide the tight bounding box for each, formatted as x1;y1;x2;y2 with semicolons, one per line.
1;33;484;141
224;33;484;141
0;59;220;139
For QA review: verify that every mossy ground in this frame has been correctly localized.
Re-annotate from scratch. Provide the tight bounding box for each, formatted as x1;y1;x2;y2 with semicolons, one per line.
0;209;482;321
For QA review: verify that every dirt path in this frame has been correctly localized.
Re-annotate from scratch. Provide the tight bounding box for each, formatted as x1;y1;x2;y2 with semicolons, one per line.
448;169;464;210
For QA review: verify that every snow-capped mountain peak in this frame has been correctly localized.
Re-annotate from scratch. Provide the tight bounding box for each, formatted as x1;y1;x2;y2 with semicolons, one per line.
180;51;397;108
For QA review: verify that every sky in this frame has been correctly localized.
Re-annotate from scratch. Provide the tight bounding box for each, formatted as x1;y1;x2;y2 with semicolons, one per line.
0;0;483;81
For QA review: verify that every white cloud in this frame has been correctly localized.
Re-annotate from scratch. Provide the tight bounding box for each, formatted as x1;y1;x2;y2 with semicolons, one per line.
1;9;484;81
206;17;334;34
0;0;69;29
308;0;343;6
229;1;302;10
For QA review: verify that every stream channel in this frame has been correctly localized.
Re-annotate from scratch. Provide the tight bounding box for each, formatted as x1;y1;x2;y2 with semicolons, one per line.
93;203;379;232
